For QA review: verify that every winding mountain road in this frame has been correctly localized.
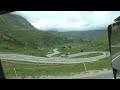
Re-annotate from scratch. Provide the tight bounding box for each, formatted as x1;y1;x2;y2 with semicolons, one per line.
46;48;60;57
0;51;110;64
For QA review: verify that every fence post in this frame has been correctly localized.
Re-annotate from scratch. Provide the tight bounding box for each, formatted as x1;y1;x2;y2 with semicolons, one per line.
83;62;87;72
14;68;18;78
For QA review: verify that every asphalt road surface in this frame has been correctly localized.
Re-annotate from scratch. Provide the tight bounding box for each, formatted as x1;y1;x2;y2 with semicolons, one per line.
0;51;110;64
46;48;60;57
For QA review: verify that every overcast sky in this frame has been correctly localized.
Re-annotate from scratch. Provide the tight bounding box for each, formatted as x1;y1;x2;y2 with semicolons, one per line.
11;11;120;31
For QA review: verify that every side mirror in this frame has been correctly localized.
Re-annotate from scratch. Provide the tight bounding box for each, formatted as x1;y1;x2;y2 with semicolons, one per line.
108;18;120;79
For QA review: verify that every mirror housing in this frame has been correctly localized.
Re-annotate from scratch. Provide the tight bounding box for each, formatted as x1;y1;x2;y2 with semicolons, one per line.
108;16;120;79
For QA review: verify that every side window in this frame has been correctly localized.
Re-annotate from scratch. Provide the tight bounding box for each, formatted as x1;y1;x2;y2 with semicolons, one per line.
110;22;120;79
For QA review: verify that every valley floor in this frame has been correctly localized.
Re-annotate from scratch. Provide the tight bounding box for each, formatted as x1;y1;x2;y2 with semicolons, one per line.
1;51;111;79
39;69;113;79
9;69;113;79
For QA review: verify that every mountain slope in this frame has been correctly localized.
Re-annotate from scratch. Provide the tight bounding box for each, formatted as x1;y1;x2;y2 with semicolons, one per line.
47;29;107;43
85;32;109;51
0;13;66;48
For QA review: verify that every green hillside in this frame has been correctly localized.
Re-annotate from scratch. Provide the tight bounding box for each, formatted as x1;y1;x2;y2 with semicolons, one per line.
0;13;67;49
84;32;109;51
47;29;107;43
52;32;109;57
0;13;109;57
0;13;70;56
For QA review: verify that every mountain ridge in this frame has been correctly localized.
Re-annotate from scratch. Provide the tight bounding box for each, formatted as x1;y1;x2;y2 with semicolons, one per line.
46;29;107;43
0;13;67;48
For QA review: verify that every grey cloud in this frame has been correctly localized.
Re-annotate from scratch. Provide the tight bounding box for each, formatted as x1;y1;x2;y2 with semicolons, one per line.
12;11;120;31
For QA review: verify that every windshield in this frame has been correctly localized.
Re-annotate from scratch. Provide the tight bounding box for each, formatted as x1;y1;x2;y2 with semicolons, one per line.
1;11;119;79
